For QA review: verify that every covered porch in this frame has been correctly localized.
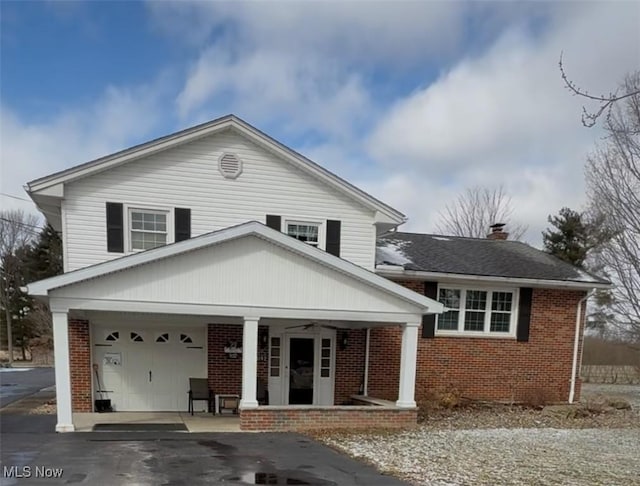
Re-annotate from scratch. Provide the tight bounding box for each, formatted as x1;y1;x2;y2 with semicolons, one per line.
27;222;442;432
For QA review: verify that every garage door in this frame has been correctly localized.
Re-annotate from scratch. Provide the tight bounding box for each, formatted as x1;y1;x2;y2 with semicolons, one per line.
93;326;206;412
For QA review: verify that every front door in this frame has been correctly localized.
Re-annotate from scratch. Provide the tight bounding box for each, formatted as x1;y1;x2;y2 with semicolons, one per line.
272;330;334;406
288;337;315;404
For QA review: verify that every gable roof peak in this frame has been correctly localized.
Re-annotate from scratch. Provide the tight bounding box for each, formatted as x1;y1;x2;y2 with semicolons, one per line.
26;115;404;224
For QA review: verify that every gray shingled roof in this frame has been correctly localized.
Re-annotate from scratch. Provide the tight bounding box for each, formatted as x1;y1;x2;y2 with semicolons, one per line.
377;232;609;284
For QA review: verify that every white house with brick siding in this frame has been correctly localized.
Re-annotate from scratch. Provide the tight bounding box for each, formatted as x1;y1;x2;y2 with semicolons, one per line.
26;115;610;432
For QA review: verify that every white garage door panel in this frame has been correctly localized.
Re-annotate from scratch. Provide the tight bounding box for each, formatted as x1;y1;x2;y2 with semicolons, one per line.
93;326;206;412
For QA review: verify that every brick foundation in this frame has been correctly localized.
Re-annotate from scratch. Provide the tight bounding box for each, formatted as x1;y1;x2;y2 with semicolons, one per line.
240;406;417;431
368;283;587;404
68;319;92;412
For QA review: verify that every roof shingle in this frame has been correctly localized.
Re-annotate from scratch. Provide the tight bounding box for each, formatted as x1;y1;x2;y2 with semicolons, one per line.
377;232;609;284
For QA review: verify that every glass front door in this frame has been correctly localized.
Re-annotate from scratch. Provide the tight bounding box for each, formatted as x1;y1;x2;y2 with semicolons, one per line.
288;337;314;404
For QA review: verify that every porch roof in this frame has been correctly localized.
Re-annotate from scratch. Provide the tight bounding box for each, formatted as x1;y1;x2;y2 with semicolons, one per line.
28;222;443;322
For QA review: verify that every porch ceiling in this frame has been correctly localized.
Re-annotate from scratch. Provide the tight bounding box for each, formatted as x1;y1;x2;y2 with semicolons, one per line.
74;310;398;330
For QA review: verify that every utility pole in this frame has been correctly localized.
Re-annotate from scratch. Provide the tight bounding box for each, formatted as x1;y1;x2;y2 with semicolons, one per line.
5;306;13;367
1;275;13;367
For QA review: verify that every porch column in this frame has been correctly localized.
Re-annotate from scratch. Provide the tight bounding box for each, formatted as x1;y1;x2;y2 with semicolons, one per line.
240;317;259;409
396;322;420;408
52;311;74;432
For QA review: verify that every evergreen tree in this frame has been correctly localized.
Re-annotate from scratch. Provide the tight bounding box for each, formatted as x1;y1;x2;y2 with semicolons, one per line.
23;225;63;281
20;225;63;356
0;221;63;361
542;207;591;267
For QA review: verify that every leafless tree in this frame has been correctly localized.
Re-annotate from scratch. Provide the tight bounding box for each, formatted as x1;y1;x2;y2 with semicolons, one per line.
586;72;640;342
435;185;528;240
560;53;640;128
0;210;39;365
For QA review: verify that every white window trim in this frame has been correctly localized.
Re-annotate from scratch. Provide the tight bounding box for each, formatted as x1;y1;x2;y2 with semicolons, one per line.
124;204;174;253
435;284;519;338
282;217;325;251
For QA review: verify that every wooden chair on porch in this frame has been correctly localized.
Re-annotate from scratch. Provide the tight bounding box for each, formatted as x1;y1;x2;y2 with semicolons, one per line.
188;378;214;415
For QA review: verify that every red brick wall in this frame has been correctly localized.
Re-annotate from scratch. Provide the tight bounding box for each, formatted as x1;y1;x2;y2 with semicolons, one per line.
240;407;417;431
364;280;418;401
368;283;587;404
334;329;366;404
367;327;403;401
68;319;92;412
207;323;268;396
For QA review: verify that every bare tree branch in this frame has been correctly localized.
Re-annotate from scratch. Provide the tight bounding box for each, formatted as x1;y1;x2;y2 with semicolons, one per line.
560;52;640;128
435;185;528;240
586;72;640;342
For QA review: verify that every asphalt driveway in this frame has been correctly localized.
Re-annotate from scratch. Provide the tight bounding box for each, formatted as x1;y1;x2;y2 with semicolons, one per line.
1;368;408;485
0;367;54;409
1;430;409;485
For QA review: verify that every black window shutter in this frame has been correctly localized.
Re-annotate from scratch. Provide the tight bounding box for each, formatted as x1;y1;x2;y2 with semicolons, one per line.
175;208;191;242
266;215;281;231
517;287;533;342
422;281;438;338
106;202;124;253
326;220;341;257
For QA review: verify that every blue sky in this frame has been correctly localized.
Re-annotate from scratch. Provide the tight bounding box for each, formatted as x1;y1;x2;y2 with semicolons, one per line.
1;1;639;246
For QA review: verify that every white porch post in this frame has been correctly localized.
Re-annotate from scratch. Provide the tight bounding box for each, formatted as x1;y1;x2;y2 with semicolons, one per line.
52;311;74;432
240;317;259;409
396;322;420;408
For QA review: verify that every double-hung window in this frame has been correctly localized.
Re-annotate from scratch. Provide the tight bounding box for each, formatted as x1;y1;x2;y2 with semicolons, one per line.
286;221;320;248
437;286;517;336
129;208;168;251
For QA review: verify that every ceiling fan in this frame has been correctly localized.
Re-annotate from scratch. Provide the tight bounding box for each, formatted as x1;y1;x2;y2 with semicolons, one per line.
285;321;348;331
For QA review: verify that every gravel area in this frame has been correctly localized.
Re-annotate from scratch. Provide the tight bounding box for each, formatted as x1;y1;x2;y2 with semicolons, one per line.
322;427;640;486
316;384;640;485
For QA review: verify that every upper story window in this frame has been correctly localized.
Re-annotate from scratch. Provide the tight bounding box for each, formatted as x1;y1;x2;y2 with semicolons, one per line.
130;208;168;251
436;286;517;337
286;222;320;248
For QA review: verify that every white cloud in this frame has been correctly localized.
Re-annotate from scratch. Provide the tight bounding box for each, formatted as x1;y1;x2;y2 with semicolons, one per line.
176;46;372;140
159;1;482;140
4;1;637;252
0;79;169;215
367;2;640;245
148;1;468;65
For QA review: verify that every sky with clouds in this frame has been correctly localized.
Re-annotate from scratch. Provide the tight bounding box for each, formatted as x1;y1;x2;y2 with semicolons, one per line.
1;1;638;247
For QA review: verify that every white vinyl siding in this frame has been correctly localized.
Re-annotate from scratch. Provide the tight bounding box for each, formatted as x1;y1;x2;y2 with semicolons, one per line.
436;285;518;337
51;236;419;315
63;131;376;271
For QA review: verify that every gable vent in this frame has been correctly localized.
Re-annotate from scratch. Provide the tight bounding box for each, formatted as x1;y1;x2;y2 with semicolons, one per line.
219;152;243;179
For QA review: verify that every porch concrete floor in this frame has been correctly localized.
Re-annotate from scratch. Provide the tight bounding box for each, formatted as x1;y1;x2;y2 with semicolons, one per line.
73;412;241;432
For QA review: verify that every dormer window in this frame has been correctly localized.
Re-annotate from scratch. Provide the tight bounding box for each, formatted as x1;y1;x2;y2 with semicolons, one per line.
130;208;168;251
286;222;320;248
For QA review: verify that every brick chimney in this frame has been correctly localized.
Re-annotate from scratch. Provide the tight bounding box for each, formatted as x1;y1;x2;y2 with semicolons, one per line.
487;223;508;240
